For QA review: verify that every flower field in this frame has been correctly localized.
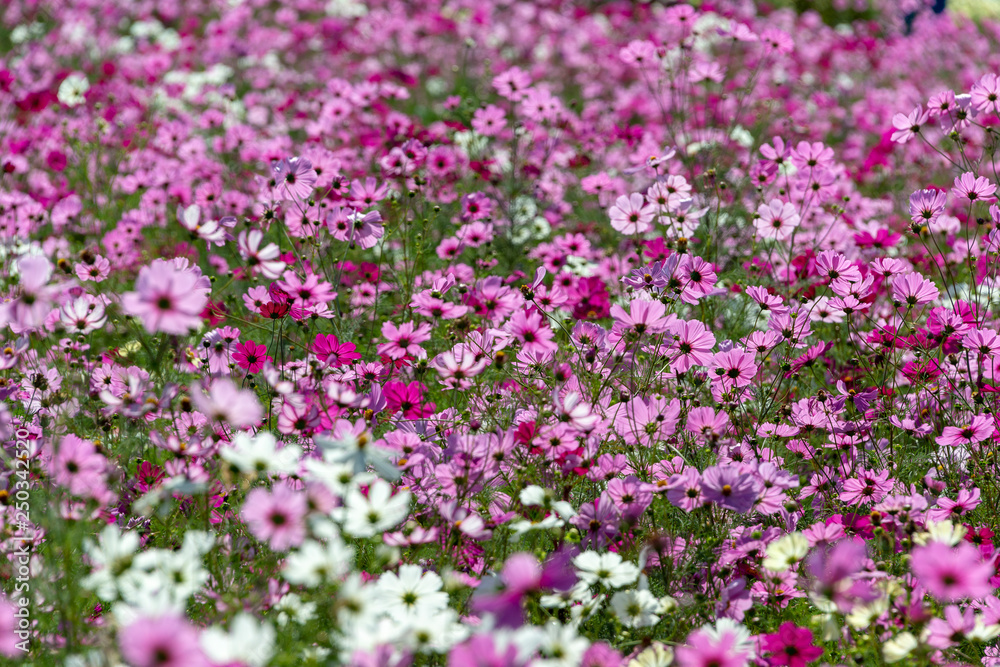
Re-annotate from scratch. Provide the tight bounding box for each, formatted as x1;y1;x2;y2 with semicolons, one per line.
8;0;1000;665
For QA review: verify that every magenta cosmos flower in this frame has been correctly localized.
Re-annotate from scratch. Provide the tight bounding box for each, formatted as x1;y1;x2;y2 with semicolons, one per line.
118;614;208;667
910;541;994;601
935;414;995;447
233;340;272;374
761;622;823;667
121;259;210;335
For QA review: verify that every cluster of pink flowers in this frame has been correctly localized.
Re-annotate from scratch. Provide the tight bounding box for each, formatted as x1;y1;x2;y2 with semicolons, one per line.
9;0;1000;666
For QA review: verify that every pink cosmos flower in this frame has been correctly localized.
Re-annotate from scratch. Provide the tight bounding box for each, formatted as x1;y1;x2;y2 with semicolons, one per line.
378;321;433;360
233;340;271;373
701;465;760;513
504;308;558;357
925;605;977;649
909;188;947;224
952;172;996;203
892;272;939;307
686;407;730;442
676;256;718;304
471;104;507;136
838;468;893;505
610;298;669;341
383;380;436;419
815;250;862;283
313;333;361;367
667;468;704;512
242;482;308;551
432;346;489;390
675;626;754;667
928;488;981;523
936;414;995;446
910;541;994;601
190;378;263;429
890;107;929;144
75;254;112;282
971;72;1000;115
50;435;106;496
710;349;758;391
761;622;823;667
669;319;716;371
118;614;208;667
2;255;58;331
609;193;655;235
238;229;286;279
754;199;800;240
471;552;575;627
614;396;681;446
121;259;210;335
272;157;317;200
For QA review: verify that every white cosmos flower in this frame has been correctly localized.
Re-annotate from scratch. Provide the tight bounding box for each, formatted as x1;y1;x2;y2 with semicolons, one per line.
573;551;640;588
221;431;301;475
340;479;410;538
762;532;809;572
274;592;317;626
336;573;373;626
627;642;675;667
80;524;140;600
526;621;590;667
58;73;89;107
883;632;919;663
610;588;661;628
400;608;468;653
200;613;275;667
283;537;354;587
372;564;448;621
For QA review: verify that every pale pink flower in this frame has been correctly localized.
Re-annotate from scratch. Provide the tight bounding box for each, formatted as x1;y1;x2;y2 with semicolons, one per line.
242;482;308;551
121;259;210;334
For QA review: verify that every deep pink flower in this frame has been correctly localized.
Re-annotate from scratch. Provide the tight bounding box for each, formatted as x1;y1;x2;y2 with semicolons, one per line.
761;622;823;667
233;340;272;373
383;380;436;419
313;333;361;367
